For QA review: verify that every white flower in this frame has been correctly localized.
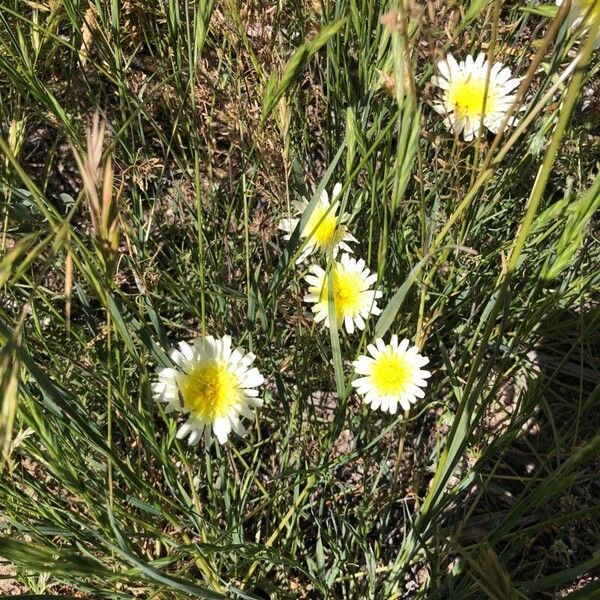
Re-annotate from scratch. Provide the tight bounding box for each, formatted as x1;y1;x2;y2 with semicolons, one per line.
303;253;382;334
557;0;600;49
431;53;521;141
152;335;264;445
279;182;356;263
352;336;431;414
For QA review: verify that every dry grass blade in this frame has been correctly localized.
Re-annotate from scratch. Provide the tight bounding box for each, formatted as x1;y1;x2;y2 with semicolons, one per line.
0;0;599;597
71;113;120;275
0;309;25;469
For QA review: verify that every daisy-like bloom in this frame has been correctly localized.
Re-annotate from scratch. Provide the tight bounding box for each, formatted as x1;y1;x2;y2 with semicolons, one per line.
279;182;357;263
557;0;600;49
431;53;521;141
352;336;431;414
152;335;264;445
303;253;382;334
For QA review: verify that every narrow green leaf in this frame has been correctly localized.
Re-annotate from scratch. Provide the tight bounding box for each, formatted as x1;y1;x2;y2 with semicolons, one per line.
374;259;425;339
327;266;346;400
0;537;110;577
106;510;247;599
520;4;559;18
0;313;24;465
0;232;43;287
517;554;600;594
261;18;347;123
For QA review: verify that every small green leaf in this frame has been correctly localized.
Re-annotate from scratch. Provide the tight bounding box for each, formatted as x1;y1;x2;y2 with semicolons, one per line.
520;4;559;17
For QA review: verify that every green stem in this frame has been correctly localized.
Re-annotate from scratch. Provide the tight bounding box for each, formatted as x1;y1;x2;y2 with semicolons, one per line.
106;307;114;513
425;6;598;520
391;14;599;583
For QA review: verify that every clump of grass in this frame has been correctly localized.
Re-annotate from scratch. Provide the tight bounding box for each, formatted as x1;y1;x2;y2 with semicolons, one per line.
0;0;599;598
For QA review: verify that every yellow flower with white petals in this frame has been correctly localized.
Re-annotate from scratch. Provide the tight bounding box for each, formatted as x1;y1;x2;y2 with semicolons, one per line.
152;335;264;445
352;336;431;414
279;182;356;263
431;53;521;141
557;0;600;48
303;254;382;334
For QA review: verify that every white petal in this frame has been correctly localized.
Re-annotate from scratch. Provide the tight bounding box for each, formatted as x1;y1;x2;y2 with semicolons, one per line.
431;75;448;90
502;77;521;93
178;341;194;361
367;343;380;359
305;275;323;287
279;217;297;233
176;422;192;440
400;396;412;412
241;351;256;367
164;399;180;413
213;417;231;445
169;349;191;372
188;429;202;445
496;67;513;84
242;369;264;388
437;58;451;80
447;53;460;77
156;367;178;380
462;122;478;141
204;336;218;360
354;357;375;374
228;414;245;435
247;396;263;408
410;385;426;399
314;310;328;324
238;404;256;419
345;316;355;334
221;335;232;360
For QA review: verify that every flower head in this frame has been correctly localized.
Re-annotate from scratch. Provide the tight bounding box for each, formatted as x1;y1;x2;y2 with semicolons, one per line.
303;254;382;334
431;53;521;141
557;0;600;49
352;336;431;414
152;335;264;445
279;182;356;263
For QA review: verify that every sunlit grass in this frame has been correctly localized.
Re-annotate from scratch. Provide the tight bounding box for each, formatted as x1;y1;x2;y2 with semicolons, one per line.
0;1;599;598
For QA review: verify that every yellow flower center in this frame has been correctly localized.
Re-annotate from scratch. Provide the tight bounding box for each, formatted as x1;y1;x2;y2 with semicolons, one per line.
304;204;338;248
370;351;413;396
179;361;239;420
447;75;494;119
319;268;364;321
